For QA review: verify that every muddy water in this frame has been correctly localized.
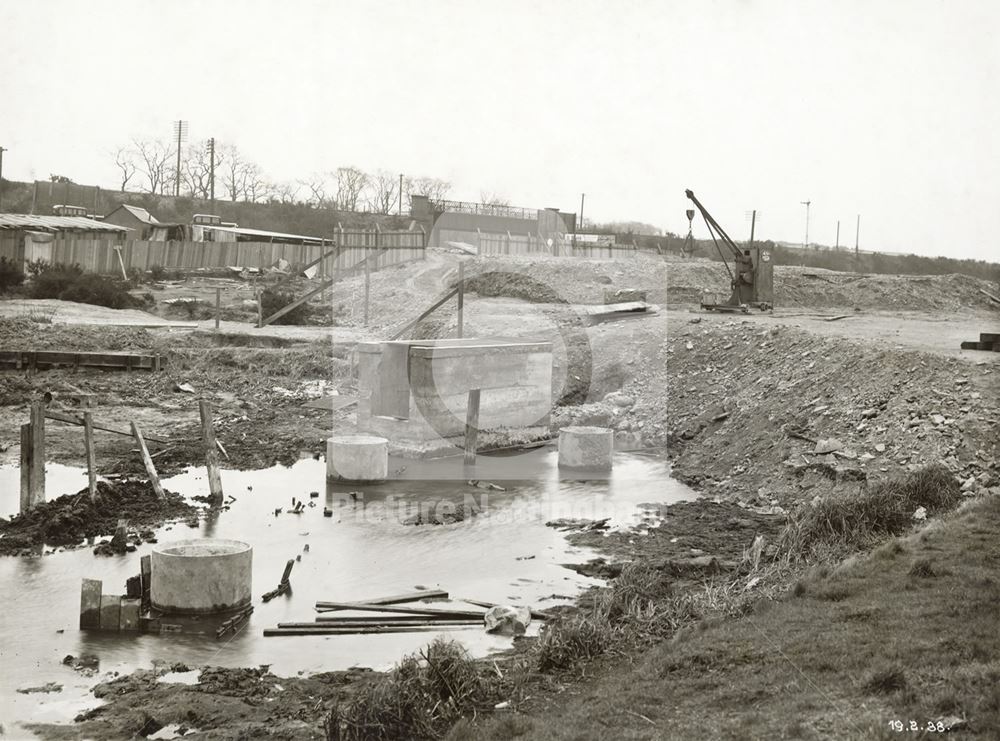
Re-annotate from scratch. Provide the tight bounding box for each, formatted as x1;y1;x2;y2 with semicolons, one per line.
0;448;695;733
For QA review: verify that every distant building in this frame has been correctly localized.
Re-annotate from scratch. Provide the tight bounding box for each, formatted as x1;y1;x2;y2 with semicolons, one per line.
410;195;576;250
103;204;161;240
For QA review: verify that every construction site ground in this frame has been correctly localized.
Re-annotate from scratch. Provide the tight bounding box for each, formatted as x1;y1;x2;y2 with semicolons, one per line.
2;250;999;739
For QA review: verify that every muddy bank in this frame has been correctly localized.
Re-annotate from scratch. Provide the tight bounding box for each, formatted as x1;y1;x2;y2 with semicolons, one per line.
28;664;377;741
0;480;196;556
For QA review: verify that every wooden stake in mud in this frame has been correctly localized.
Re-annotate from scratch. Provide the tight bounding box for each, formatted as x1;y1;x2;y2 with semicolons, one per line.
364;248;371;326
29;402;45;506
130;421;165;499
256;288;263;328
199;400;224;505
19;423;32;513
464;388;481;466
214;287;221;330
457;262;464;338
83;411;97;500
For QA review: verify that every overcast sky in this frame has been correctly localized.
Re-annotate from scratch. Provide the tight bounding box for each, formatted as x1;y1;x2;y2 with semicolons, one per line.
2;0;998;260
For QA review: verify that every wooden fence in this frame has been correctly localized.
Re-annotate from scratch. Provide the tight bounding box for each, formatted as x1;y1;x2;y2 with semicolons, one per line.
0;229;425;277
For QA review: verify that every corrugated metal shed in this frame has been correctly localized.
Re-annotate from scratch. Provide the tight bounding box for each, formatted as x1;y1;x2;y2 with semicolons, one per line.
206;224;325;244
0;214;131;233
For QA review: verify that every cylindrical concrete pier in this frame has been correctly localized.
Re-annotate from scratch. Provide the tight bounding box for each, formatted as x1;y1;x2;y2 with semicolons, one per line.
326;434;389;482
150;539;252;615
558;426;614;470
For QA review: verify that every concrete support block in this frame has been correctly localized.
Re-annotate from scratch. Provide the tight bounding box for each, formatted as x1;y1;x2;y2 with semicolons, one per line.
326;434;388;482
151;539;252;615
558;426;614;470
99;594;121;631
120;598;141;631
80;579;102;630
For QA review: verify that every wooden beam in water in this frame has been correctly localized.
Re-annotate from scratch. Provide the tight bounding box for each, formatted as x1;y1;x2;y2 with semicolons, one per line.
264;624;473;637
313;589;448;610
314;602;485;619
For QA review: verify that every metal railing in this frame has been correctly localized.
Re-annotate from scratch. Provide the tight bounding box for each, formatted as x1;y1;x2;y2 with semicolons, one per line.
431;199;538;221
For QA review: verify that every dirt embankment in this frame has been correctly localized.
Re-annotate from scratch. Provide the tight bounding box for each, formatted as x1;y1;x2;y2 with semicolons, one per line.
555;317;1000;510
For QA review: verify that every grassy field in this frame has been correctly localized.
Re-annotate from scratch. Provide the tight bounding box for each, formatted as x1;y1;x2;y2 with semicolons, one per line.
456;492;1000;740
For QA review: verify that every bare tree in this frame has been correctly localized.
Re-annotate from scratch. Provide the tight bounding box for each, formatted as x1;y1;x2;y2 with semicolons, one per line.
112;147;137;192
133;138;175;195
298;173;333;208
335;166;369;211
410;176;451;203
270;181;301;204
242;162;270;203
181;139;223;199
366;170;399;214
479;191;510;207
219;143;248;201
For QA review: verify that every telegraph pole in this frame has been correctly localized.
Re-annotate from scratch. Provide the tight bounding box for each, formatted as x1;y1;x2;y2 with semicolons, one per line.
0;146;6;211
207;137;216;204
836;220;840;249
800;200;811;249
855;214;860;255
173;120;188;197
398;173;403;215
579;193;586;230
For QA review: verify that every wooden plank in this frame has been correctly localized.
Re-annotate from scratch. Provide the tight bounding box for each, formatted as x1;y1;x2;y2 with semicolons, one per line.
313;589;448;609
29;403;45;506
83;411;97;500
313;617;481;626
0;350;162;370
961;341;980;350
280;559;295;584
131;422;165;499
120;598;141;631
99;594;121;631
199;400;223;505
464;389;481;465
462;598;553;621
79;579;102;630
389;285;461;340
19;423;31;514
45;410;170;443
264;625;473;637
978;288;1000;304
314;602;486;619
980;332;999;344
457;262;464;338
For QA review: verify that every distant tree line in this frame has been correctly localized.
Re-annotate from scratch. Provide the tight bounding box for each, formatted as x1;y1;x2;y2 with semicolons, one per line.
110;136;452;214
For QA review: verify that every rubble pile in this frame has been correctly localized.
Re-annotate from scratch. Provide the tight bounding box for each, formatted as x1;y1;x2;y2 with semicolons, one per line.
558;320;1000;508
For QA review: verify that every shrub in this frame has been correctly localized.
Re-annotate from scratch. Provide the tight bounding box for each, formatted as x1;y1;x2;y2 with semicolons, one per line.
325;639;493;741
536;615;613;672
260;288;311;325
0;256;25;292
779;464;961;558
148;264;166;281
29;262;138;310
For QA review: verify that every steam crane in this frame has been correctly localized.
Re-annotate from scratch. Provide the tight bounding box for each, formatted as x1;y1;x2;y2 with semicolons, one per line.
685;189;774;313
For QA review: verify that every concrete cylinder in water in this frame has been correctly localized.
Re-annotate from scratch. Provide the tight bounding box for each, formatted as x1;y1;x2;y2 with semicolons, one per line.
558;426;614;470
150;539;252;615
326;434;389;482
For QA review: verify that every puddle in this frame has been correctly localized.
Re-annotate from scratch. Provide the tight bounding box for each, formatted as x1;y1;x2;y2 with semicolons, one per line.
0;447;695;732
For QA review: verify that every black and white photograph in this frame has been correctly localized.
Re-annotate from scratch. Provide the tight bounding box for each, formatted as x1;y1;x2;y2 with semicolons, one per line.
0;1;998;739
